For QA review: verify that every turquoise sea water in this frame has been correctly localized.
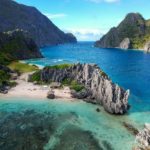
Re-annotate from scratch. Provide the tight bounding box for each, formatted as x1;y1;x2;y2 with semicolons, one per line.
0;42;150;149
0;97;135;150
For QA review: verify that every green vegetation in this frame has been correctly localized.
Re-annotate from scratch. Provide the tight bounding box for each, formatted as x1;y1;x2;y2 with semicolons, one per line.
62;78;85;92
0;70;11;85
29;70;41;83
8;61;39;73
146;19;150;27
62;78;72;85
8;81;17;87
131;34;150;49
45;64;72;70
119;24;140;39
0;34;26;63
0;69;16;88
70;80;85;92
99;70;108;78
0;53;13;66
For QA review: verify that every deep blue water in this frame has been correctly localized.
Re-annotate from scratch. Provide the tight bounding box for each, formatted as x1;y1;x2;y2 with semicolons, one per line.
26;42;150;113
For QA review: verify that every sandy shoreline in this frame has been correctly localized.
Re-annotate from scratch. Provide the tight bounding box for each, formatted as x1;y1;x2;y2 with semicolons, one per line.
0;72;74;101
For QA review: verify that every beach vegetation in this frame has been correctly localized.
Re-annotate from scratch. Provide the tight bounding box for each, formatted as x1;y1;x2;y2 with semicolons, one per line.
70;80;85;92
62;78;85;92
29;70;41;82
8;61;39;73
45;64;72;70
0;53;13;66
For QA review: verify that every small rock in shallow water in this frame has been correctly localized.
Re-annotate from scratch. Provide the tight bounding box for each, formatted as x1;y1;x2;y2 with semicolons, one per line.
96;108;101;112
47;90;55;99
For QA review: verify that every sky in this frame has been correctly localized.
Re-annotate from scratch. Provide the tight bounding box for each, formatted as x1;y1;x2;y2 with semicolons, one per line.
15;0;150;41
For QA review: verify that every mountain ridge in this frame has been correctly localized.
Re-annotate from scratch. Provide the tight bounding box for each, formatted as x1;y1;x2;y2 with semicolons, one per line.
0;0;77;47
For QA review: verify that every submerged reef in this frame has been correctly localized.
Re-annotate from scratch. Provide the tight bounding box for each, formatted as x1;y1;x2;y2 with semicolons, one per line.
0;109;114;150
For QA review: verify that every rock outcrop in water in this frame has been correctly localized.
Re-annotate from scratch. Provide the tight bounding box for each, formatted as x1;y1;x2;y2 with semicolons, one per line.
0;0;77;47
36;63;130;114
135;123;150;150
95;13;150;52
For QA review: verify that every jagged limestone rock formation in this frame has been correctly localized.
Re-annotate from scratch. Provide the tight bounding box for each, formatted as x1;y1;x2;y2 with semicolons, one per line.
35;63;130;114
95;13;150;52
0;0;77;47
135;123;150;150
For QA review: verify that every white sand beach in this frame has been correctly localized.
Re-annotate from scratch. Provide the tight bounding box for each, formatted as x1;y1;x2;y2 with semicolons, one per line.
0;72;73;101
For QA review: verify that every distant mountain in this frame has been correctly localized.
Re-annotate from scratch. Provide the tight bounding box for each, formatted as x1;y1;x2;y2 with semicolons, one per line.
95;13;150;52
0;0;77;47
0;29;43;65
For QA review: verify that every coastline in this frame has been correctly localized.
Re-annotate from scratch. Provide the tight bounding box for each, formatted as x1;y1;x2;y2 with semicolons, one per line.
0;72;75;101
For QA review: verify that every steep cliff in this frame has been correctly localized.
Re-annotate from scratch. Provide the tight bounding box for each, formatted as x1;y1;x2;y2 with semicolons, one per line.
95;13;150;52
0;29;43;65
0;0;77;47
30;63;130;114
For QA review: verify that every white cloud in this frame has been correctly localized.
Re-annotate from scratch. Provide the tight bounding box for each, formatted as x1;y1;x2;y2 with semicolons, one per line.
44;13;67;19
64;28;108;41
88;0;120;3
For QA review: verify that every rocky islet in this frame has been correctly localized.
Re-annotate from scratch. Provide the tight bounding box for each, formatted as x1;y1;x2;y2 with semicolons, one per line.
30;63;130;114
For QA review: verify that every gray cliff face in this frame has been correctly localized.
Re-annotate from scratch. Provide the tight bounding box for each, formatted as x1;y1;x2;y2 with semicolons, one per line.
40;64;130;114
135;123;150;150
0;29;43;60
119;38;131;49
0;0;77;47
